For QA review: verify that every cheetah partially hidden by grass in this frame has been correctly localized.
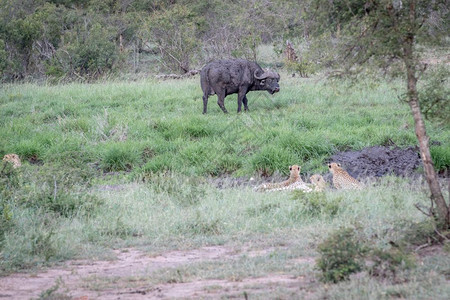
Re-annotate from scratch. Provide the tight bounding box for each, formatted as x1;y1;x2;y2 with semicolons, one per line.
310;174;327;192
254;165;313;192
328;162;362;190
2;154;22;169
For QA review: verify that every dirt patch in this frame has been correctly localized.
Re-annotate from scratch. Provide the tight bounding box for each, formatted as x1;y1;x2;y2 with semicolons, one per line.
0;245;312;300
139;275;304;299
329;146;421;179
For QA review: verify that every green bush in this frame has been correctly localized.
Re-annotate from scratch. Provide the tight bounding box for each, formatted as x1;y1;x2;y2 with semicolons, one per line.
316;227;367;283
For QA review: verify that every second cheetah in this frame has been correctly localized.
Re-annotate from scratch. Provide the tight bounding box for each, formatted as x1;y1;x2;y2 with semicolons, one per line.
328;162;362;190
309;174;327;192
255;165;312;192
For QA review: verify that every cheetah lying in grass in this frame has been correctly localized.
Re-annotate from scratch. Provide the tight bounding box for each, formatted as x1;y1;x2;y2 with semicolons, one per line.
254;165;313;192
309;174;327;192
328;162;362;190
2;154;22;169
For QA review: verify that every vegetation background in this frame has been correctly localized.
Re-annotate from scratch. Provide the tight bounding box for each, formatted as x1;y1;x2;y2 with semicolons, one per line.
3;0;446;81
0;0;449;298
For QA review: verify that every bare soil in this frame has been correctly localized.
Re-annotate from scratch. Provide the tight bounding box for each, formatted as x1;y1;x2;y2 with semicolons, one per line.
0;246;314;299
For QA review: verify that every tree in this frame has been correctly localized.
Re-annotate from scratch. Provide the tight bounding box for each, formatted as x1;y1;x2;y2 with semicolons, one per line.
321;0;449;228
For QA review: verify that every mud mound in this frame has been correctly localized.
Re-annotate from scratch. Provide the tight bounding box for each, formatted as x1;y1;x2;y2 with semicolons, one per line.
330;146;421;178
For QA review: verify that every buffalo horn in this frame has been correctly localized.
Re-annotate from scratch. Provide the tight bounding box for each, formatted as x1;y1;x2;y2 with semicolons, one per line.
254;69;280;80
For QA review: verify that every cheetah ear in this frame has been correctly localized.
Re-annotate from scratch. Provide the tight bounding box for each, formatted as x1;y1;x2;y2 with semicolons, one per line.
337;163;341;167
289;166;292;171
328;164;331;168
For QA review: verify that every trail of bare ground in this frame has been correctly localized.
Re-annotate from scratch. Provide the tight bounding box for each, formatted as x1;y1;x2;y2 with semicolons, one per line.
0;246;314;299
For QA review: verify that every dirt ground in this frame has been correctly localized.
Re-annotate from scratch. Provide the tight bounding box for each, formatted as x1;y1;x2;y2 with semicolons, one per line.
0;246;313;299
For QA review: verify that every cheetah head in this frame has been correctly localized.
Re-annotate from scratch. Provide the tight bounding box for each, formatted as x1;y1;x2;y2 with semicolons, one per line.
328;162;341;173
289;165;301;177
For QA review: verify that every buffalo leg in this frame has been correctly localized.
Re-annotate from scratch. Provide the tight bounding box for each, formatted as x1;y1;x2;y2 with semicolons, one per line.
202;93;209;114
237;89;247;113
217;91;228;113
243;95;249;112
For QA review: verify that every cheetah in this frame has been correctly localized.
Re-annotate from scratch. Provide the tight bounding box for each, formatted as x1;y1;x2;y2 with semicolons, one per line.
2;154;21;169
254;165;312;192
310;174;327;192
328;162;362;190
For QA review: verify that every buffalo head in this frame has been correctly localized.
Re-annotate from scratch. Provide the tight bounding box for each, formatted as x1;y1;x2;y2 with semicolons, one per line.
254;70;280;94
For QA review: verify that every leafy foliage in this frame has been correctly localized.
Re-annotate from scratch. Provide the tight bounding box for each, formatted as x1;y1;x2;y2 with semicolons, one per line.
316;227;367;283
419;67;450;126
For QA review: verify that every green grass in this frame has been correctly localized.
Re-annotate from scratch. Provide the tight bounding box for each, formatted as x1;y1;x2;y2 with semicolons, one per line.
2;75;447;176
0;75;449;298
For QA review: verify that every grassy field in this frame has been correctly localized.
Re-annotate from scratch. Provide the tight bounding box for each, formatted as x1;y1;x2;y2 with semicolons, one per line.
0;74;449;298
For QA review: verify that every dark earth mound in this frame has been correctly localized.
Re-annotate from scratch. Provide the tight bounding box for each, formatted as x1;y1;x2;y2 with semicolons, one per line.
329;146;421;179
212;146;424;189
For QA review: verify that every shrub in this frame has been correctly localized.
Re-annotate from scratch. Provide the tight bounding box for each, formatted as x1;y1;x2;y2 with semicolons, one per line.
316;227;367;283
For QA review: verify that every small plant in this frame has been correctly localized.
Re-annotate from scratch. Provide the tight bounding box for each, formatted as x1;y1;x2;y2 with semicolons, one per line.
316;227;367;283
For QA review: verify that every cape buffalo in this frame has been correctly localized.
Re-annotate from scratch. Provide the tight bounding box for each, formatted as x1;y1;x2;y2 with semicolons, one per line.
200;59;280;114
